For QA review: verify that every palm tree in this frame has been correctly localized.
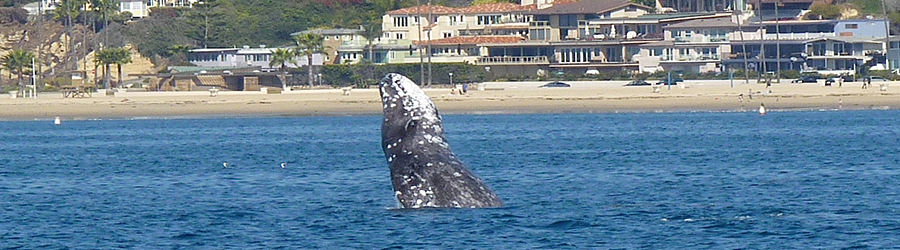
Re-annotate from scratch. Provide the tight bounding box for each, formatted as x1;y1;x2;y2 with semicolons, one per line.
112;48;133;87
1;50;36;88
360;22;382;63
91;0;118;45
269;48;297;89
54;0;87;71
94;48;117;88
292;33;325;86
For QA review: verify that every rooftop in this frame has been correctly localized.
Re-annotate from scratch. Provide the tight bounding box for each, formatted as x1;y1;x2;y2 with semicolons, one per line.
528;0;649;15
664;17;737;29
415;36;524;45
387;3;535;15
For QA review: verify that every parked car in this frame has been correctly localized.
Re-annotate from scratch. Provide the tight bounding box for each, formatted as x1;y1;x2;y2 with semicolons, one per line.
863;76;889;82
624;79;651;86
791;75;819;83
656;78;683;85
540;81;571;88
825;75;854;85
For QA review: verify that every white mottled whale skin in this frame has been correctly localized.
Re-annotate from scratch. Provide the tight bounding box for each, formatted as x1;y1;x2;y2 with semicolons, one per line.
379;73;503;209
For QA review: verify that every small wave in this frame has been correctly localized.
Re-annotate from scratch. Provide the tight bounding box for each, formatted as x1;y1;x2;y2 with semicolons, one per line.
171;232;201;240
544;220;594;231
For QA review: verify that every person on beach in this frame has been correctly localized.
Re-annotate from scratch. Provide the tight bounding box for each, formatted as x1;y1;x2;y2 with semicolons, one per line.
864;77;870;89
462;83;468;94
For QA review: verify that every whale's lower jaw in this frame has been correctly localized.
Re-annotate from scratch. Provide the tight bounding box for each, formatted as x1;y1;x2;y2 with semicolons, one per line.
388;149;503;209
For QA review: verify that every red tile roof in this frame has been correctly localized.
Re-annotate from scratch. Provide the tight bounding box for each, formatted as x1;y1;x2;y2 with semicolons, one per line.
415;36;525;45
388;3;536;15
529;0;646;15
456;3;537;14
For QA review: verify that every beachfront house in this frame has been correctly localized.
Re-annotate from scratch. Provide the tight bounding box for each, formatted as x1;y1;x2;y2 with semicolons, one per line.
187;45;323;69
22;0;61;15
636;16;736;73
292;28;369;65
724;19;889;74
120;0;198;18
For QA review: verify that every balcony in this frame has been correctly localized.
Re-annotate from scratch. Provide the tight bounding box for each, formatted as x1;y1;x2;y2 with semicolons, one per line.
477;56;549;65
662;55;720;62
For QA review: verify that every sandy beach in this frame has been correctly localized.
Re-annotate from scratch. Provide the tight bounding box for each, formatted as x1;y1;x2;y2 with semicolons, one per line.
1;79;898;120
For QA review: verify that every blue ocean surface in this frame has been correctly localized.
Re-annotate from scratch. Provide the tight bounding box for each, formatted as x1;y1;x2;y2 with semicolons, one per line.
1;110;900;249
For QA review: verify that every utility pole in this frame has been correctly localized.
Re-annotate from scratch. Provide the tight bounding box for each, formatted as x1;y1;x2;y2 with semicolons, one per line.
427;0;433;86
735;0;750;84
757;0;766;83
775;0;781;83
882;0;892;72
415;0;424;85
36;0;44;91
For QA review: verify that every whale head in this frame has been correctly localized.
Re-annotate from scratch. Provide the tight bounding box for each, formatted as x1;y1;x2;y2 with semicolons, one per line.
378;73;445;154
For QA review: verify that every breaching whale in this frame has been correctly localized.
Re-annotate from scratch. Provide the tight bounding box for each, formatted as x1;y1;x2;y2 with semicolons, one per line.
378;73;503;208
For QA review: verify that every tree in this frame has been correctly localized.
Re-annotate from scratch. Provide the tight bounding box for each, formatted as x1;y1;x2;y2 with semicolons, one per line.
94;48;116;88
360;22;382;63
804;2;843;20
1;50;35;88
91;0;119;46
90;0;117;29
188;0;221;48
54;0;87;71
112;48;132;87
292;33;326;86
167;44;194;65
269;48;297;89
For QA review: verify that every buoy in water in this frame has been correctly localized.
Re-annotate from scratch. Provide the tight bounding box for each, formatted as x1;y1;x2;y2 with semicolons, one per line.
759;103;766;115
54;116;61;125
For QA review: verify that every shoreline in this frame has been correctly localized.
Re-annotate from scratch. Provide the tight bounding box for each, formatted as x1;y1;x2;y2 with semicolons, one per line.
1;80;898;121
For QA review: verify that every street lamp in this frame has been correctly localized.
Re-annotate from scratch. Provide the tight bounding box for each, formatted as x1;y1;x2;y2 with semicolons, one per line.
448;72;453;86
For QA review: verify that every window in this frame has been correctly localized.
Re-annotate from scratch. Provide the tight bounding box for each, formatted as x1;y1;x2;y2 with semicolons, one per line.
393;16;409;27
559;14;577;27
450;15;464;25
477;15;501;25
393;32;405;40
121;1;131;9
845;24;858;29
442;31;453;38
559;48;591;63
530;29;547;40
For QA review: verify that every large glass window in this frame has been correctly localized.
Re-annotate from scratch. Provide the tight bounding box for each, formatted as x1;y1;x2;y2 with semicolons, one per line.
559;14;578;27
477;15;501;25
393;16;409;27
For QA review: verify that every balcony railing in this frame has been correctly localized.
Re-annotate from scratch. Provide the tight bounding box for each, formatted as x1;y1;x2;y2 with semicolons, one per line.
674;36;729;43
477;56;549;65
661;55;720;62
763;32;834;40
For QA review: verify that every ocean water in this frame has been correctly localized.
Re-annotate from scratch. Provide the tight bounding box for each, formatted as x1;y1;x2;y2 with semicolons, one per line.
1;110;900;249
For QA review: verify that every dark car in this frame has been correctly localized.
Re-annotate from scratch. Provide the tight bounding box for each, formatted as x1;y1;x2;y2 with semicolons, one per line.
540;81;571;88
624;79;651;86
791;75;818;83
825;75;856;86
656;78;683;85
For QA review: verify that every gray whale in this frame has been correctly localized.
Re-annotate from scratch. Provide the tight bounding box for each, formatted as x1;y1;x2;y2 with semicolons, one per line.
378;73;503;208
